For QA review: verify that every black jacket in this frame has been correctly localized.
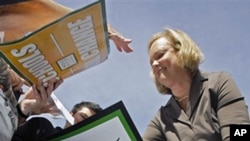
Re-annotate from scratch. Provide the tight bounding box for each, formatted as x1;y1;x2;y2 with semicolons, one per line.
12;117;62;141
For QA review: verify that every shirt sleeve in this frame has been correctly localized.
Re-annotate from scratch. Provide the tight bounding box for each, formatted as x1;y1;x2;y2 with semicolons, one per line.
214;72;250;140
143;110;166;141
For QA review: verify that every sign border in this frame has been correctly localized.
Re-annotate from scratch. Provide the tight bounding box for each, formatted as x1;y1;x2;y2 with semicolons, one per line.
46;101;142;141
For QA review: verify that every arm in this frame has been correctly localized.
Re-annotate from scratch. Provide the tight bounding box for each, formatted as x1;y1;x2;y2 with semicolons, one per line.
143;110;166;141
17;78;63;125
215;72;250;140
6;61;62;124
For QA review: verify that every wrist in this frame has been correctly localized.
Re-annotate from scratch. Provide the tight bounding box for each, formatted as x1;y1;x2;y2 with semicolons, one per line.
16;103;31;119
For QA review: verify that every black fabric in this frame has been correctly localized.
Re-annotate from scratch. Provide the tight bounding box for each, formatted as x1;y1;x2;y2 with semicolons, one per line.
11;117;62;141
16;103;29;119
0;0;27;6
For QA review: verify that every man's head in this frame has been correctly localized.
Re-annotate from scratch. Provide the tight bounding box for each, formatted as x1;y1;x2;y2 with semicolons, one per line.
64;101;103;128
71;101;103;124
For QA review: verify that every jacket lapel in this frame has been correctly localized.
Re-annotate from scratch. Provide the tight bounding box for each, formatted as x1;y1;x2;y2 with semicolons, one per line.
165;98;191;125
163;70;209;124
189;70;209;118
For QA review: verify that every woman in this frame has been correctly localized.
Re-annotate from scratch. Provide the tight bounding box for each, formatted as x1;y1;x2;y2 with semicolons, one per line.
143;27;250;141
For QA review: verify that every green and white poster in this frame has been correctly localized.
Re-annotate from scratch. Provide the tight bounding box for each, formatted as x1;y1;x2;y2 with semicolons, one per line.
46;101;142;141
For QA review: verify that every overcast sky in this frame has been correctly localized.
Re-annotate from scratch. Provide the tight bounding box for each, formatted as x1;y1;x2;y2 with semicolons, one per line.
51;0;250;135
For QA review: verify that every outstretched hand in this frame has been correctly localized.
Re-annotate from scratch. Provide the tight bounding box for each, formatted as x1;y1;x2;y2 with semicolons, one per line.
108;24;133;53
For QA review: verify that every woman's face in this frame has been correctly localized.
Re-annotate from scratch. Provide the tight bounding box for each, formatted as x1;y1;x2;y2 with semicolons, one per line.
72;107;96;124
149;37;181;87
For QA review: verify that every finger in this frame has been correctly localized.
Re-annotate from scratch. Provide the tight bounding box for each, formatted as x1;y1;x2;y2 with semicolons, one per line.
125;38;132;43
9;69;25;89
122;45;133;53
123;41;133;52
36;80;48;104
111;37;133;53
32;84;42;103
117;42;133;53
47;100;56;107
22;87;34;99
12;82;24;91
54;79;63;90
24;79;31;87
43;102;55;110
114;42;122;52
111;37;124;52
12;78;26;91
46;79;56;96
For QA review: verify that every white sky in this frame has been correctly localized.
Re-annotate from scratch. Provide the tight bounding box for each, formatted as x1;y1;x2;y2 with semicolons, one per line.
51;0;250;136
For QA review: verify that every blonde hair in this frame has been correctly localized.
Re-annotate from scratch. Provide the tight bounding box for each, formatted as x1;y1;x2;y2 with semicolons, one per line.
148;27;204;94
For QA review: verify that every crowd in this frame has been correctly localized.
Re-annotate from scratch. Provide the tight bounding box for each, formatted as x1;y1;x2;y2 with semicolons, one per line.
0;0;132;140
0;0;249;141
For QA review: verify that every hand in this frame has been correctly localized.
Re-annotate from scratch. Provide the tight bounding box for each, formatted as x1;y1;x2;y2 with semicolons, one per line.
20;78;63;116
8;67;30;91
8;68;30;91
108;24;133;53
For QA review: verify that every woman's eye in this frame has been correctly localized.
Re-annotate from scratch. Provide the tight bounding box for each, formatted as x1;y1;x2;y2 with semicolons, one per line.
150;53;163;65
155;52;164;60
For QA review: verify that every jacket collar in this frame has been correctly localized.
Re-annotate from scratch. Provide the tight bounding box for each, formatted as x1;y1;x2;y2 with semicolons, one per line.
162;70;209;124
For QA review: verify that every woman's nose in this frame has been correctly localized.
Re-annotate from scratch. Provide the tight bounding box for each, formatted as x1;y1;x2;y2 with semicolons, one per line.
152;60;159;69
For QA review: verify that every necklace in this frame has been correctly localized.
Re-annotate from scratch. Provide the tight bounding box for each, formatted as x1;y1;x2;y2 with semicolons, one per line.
174;95;189;103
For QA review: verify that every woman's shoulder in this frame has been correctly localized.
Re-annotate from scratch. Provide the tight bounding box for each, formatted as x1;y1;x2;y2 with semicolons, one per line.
200;70;232;80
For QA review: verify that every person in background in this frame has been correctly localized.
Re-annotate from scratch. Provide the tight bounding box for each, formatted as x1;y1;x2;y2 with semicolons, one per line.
12;100;103;141
0;58;22;141
0;0;133;140
64;101;103;128
143;26;250;141
0;58;63;141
